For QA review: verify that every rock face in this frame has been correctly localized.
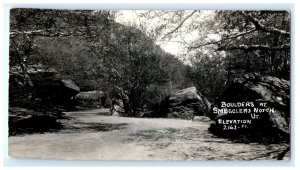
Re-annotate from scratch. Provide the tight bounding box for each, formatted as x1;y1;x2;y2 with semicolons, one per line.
160;87;211;120
210;73;290;142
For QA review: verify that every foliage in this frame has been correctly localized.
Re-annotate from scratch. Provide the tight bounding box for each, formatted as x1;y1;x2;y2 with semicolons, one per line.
187;51;227;101
9;9;115;90
212;11;290;79
100;24;186;116
139;10;290;102
9;9;190;116
10;9;290;116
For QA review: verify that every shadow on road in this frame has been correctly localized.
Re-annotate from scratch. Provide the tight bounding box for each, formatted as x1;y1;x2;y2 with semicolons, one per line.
59;122;129;133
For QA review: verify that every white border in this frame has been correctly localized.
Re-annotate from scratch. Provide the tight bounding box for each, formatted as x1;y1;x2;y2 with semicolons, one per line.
1;0;299;169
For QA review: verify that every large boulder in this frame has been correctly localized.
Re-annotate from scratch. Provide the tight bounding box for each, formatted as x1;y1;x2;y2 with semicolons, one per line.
61;79;80;95
75;90;104;101
210;73;290;142
9;64;79;135
9;64;80;105
75;90;106;108
160;87;211;120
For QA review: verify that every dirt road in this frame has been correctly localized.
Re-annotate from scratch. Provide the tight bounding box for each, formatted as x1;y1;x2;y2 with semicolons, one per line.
9;109;289;160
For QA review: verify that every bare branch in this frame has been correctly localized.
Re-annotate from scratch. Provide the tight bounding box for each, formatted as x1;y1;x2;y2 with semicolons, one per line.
241;11;290;36
161;10;197;40
218;44;290;51
189;11;289;50
189;28;257;49
10;30;46;35
10;29;85;37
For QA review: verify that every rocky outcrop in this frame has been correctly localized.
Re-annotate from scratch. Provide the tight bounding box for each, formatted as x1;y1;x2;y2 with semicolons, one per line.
160;87;211;120
209;73;290;142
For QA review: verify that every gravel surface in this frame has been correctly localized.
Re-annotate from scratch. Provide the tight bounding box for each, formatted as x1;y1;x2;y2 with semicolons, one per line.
9;109;290;160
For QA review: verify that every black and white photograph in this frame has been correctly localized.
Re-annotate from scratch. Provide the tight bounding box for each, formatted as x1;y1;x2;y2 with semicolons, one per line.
8;9;290;160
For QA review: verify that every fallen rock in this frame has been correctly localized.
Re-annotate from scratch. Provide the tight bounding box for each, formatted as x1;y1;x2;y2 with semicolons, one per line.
160;87;211;120
210;73;290;142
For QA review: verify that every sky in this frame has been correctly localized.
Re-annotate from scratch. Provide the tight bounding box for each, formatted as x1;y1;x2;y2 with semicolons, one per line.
115;10;181;55
115;10;216;57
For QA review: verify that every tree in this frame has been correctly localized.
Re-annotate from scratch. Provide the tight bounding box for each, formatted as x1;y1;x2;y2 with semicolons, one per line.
100;25;171;116
191;11;290;79
187;51;227;101
140;10;290;79
9;9;115;89
137;10;290;103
